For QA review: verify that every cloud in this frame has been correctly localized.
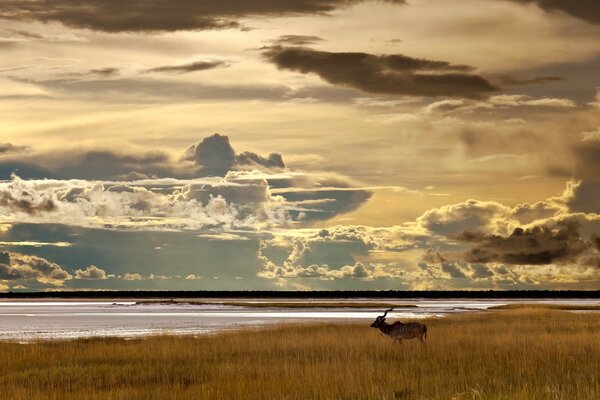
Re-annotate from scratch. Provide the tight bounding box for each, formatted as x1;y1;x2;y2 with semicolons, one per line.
562;180;600;215
0;148;175;180
0;240;71;247
423;94;577;114
9;75;300;103
0;174;292;231
0;171;373;231
0;179;57;215
558;133;600;214
262;45;498;98
143;60;229;74
0;136;375;230
269;35;325;46
54;150;175;180
183;133;285;176
508;0;600;25
0;28;86;45
0;143;30;155
441;262;467;278
257;225;426;281
574;135;600;179
0;0;405;32
255;214;600;288
74;265;108;279
122;272;143;281
494;75;564;86
88;68;119;77
272;188;372;221
414;179;600;270
582;128;600;142
0;135;287;180
417;199;515;236
196;232;250;241
259;260;381;280
0;251;72;286
449;223;599;267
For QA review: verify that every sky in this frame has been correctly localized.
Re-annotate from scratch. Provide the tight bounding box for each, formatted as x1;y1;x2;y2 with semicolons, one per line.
1;0;600;291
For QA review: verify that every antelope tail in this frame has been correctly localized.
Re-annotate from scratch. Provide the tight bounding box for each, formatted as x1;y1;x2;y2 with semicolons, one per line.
424;326;427;339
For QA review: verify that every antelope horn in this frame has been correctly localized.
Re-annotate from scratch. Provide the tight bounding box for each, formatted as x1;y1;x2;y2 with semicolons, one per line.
381;308;394;319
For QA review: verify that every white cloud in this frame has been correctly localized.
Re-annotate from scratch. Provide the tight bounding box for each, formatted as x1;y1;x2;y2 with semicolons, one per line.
122;272;143;281
0;174;291;231
74;265;108;280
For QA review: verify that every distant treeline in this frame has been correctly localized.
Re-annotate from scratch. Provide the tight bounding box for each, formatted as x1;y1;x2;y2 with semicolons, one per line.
1;290;600;299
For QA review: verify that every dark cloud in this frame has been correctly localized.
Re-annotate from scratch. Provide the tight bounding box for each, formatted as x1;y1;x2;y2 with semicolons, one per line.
561;136;600;214
184;134;236;176
0;134;294;183
236;151;285;170
276;188;372;221
0;150;173;181
143;61;229;74
470;263;494;278
89;67;119;77
0;162;55;180
0;251;72;285
563;180;600;215
574;138;600;179
54;150;175;180
262;45;498;98
453;223;597;266
270;35;325;46
184;133;286;176
509;0;600;25
0;0;405;33
441;262;467;278
0;143;30;155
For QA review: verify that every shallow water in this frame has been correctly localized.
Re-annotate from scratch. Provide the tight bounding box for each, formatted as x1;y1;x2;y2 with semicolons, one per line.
0;298;598;341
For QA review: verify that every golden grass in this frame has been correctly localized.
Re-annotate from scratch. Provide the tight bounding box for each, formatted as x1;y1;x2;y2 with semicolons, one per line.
135;300;416;308
1;310;600;399
489;303;600;311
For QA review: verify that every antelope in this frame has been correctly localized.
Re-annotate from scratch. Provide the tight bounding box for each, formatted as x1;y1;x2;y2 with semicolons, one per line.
370;308;427;344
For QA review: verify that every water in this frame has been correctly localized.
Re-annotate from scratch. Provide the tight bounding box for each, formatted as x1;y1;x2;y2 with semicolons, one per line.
0;298;598;341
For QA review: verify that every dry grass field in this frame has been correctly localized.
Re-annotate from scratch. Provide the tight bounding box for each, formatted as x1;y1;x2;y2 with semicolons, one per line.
1;308;600;400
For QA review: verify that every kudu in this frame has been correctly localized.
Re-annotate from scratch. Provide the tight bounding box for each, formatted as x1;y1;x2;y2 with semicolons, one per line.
370;308;427;344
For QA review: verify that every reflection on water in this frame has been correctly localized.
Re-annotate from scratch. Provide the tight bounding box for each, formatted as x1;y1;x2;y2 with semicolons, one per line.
0;298;598;341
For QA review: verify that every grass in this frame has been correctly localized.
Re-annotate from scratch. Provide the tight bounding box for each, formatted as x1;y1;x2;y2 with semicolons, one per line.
134;300;416;308
1;310;600;399
488;303;600;311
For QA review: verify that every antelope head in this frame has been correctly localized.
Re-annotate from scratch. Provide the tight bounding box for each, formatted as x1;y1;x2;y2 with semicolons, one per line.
370;308;394;329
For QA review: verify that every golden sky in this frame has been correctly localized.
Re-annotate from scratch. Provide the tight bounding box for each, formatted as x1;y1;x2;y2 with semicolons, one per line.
1;0;600;291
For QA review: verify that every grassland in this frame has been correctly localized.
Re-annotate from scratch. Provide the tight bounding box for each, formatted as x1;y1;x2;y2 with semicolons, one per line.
135;300;416;308
1;309;600;400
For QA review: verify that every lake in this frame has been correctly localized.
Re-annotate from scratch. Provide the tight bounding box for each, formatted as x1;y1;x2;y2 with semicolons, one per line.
1;298;598;341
